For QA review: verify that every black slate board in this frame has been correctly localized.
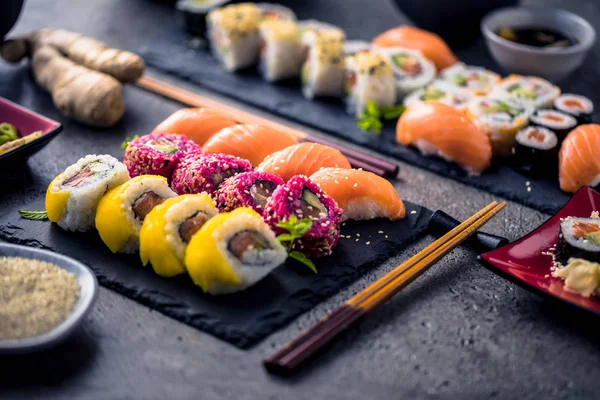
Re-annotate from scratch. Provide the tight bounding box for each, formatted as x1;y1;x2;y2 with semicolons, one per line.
140;29;599;215
0;197;430;349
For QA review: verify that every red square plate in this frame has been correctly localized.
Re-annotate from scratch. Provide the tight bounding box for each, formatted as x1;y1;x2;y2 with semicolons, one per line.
481;186;600;314
0;97;62;165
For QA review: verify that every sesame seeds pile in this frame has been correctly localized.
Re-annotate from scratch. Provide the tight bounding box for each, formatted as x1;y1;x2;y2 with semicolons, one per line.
0;257;80;340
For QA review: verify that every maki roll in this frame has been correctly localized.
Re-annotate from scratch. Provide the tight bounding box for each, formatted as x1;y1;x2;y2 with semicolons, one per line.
263;175;343;258
344;50;396;116
171;153;253;195
95;175;177;254
512;126;558;176
123;133;201;179
554;94;594;124
439;63;501;96
257;2;296;21
185;207;288;294
176;0;229;38
215;171;284;213
378;47;436;100
555;216;600;266
344;40;371;57
140;194;218;277
491;75;560;109
467;96;534;157
207;3;262;72
259;20;305;82
404;80;473;112
530;110;578;141
298;19;345;47
301;31;345;99
46;154;130;232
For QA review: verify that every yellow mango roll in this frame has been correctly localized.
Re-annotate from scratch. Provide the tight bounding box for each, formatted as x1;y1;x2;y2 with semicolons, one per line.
46;154;130;231
184;207;287;295
140;194;218;277
95;175;176;254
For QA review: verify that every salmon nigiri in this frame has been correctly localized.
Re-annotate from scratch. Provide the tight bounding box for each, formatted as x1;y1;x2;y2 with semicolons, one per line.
372;26;458;70
257;142;351;182
202;124;298;166
559;124;600;193
396;102;492;175
152;108;237;145
310;168;405;221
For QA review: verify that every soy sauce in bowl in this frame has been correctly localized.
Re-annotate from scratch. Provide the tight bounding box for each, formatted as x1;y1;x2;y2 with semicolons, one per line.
496;26;578;48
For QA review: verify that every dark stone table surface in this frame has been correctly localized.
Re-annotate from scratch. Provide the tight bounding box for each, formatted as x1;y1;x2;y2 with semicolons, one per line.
1;0;599;398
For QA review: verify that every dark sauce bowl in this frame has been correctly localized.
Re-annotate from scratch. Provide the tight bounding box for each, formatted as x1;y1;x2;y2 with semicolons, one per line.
482;7;596;82
0;0;24;39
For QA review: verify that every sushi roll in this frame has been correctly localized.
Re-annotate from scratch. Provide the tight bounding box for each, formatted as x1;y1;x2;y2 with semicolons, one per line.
297;19;345;47
378;47;436;100
491;75;561;109
185;207;288;294
310;168;406;221
467;96;534;157
344;40;371;57
555;216;600;266
171;153;253;195
439;63;501;96
529;110;578;142
511;126;558;177
207;3;262;72
344;50;396;116
257;2;296;21
123;133;201;179
263;175;343;258
152;108;237;146
404;80;473;112
140;194;218;277
301;31;345;99
554;94;594;124
215;171;284;213
46;154;130;232
259;20;305;82
558;124;600;193
95;175;177;254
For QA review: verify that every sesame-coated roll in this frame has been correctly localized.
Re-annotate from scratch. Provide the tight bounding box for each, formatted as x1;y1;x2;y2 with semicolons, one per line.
123;133;201;179
263;175;343;258
171;153;253;195
215;171;284;213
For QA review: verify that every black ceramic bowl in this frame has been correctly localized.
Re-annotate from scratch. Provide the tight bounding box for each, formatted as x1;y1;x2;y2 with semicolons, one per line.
1;0;24;40
391;0;519;45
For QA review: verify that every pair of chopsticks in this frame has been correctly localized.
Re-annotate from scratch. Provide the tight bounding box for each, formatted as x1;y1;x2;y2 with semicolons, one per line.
135;75;399;178
264;201;507;376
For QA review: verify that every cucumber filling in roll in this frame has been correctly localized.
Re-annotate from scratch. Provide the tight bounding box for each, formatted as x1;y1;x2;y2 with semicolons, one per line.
300;188;328;220
250;180;277;209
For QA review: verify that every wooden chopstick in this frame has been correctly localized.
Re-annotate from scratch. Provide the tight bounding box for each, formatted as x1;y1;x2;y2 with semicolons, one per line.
264;202;507;375
135;75;399;178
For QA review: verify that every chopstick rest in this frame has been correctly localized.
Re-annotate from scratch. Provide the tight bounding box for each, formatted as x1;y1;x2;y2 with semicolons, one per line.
428;210;508;253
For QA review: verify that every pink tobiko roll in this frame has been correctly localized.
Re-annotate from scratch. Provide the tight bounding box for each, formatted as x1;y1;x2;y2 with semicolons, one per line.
171;153;253;195
215;171;284;213
263;175;343;258
123;133;201;179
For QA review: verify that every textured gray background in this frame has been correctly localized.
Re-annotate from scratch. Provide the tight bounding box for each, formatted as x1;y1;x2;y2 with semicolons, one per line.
1;0;600;398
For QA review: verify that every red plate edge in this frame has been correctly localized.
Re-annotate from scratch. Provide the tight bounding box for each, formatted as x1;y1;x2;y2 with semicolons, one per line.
480;186;600;315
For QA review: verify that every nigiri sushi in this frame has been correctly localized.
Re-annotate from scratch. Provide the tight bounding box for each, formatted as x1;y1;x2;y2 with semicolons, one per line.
152;108;237;145
396;102;492;175
310;168;405;221
372;26;458;70
559;124;600;193
202;124;297;166
256;142;351;181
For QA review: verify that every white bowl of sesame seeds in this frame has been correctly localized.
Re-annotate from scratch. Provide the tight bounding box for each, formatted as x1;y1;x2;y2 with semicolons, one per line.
0;243;98;354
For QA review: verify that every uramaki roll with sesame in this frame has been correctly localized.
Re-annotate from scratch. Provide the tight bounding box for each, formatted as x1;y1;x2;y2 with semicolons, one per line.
259;20;305;82
301;30;345;99
263;175;343;258
215;171;284;213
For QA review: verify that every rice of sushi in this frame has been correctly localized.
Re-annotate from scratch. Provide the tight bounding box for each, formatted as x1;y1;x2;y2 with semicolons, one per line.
554;94;594;124
377;46;436;100
491;75;560;109
530;109;578;141
259;20;305;82
207;3;262;72
344;50;396;116
404;80;473;112
439;62;501;96
555;216;600;266
185;207;288;295
256;2;296;21
96;175;177;254
215;171;284;213
301;31;345;99
46;154;130;232
263;175;343;258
